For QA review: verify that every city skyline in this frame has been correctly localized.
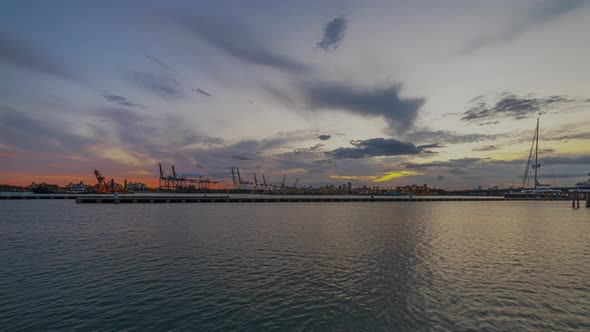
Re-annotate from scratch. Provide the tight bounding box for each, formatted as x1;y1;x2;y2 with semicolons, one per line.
1;0;589;189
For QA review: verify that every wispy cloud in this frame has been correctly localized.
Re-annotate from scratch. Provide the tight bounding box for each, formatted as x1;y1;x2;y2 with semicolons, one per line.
0;33;79;82
177;15;309;73
316;17;348;51
193;87;212;97
462;0;588;53
123;69;184;99
404;129;503;145
404;157;485;170
103;93;145;108
144;52;170;70
472;145;498;152
0;104;98;154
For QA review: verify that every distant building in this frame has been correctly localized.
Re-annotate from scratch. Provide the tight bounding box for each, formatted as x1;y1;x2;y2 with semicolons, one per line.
127;182;147;191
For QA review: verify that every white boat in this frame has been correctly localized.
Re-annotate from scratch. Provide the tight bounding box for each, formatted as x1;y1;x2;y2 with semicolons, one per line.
575;175;590;190
505;118;564;199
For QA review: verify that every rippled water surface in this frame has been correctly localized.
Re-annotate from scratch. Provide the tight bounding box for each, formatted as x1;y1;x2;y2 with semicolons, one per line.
1;200;590;331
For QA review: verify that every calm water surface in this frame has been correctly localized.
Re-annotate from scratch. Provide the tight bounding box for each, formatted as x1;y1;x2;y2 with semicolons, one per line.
1;200;589;331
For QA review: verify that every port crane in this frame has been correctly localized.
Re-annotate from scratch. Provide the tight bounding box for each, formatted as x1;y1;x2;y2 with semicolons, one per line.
158;163;174;191
94;169;117;193
159;163;217;192
253;172;259;190
231;167;252;189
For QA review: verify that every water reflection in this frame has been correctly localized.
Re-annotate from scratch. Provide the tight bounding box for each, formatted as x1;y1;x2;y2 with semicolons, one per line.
0;200;589;330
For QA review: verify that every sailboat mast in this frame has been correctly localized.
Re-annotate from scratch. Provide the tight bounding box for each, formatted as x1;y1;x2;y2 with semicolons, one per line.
534;118;539;190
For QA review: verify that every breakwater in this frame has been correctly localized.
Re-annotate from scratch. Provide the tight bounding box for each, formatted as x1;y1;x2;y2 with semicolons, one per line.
75;196;509;204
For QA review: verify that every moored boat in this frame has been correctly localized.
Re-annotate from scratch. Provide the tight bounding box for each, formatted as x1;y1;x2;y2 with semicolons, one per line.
504;118;564;199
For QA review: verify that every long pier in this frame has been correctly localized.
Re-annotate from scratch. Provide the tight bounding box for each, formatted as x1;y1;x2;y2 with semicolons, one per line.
74;196;509;204
0;194;577;204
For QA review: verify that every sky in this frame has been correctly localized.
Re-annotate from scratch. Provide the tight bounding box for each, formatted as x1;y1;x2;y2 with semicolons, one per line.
1;0;589;189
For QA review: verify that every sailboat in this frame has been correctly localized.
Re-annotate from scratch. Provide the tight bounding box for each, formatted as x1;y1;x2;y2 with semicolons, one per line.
505;118;563;199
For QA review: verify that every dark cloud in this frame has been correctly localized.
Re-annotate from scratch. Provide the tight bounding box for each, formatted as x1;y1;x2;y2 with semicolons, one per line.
124;69;184;99
316;17;348;51
462;0;588;53
144;52;170;70
103;93;145;108
178;15;309;73
301;81;425;132
462;94;578;123
0;33;79;82
193;88;212;97
326;138;433;159
473;145;498;152
318;134;332;141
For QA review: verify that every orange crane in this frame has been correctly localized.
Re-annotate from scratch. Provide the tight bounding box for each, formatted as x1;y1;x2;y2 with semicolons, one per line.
94;169;112;193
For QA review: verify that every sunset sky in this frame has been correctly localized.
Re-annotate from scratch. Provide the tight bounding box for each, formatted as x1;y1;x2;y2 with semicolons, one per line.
1;0;589;189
